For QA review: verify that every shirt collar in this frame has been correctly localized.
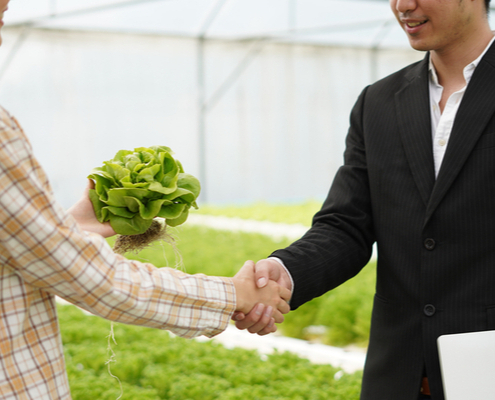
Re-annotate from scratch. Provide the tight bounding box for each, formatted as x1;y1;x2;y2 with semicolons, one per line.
429;34;495;87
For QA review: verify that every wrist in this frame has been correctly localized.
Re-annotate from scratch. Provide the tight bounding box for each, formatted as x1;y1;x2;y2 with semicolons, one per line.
267;257;294;292
232;276;253;313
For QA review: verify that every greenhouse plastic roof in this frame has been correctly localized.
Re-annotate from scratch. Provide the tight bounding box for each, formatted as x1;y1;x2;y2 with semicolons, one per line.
6;0;495;49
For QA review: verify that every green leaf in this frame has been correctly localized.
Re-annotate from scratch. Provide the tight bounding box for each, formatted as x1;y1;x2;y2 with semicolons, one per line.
148;181;176;195
125;159;141;172
157;203;187;219
149;145;173;154
124;197;173;220
89;170;117;193
137;164;161;183
168;174;201;206
165;207;189;227
104;206;136;219
113;149;133;163
158;152;179;188
103;162;131;182
162;188;191;201
88;189;106;223
88;146;200;235
109;214;153;236
139;199;169;220
178;173;201;199
105;189;129;207
106;188;149;207
121;181;150;189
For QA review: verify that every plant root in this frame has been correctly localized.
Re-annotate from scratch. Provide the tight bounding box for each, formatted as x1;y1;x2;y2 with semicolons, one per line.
112;219;173;255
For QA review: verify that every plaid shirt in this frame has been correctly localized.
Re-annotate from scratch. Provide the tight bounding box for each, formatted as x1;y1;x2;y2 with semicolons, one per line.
0;107;236;400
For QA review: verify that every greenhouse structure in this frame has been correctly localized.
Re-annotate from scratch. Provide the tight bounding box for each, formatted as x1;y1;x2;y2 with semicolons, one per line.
1;0;493;206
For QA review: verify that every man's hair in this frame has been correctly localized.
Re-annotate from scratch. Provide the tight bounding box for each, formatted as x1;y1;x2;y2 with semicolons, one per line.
486;0;492;12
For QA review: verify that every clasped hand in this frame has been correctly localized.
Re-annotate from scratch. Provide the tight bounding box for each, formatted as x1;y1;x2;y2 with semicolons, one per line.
232;259;293;336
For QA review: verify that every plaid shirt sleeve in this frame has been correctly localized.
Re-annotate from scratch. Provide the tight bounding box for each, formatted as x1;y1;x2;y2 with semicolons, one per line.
0;107;236;400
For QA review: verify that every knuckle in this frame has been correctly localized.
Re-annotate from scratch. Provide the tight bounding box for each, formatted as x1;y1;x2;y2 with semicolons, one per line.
246;314;259;323
235;323;246;330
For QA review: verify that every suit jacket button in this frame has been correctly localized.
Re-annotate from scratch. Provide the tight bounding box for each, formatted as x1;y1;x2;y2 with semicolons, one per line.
424;238;436;250
424;304;436;317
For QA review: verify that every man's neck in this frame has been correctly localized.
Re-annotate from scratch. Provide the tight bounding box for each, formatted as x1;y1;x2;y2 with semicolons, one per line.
431;28;494;89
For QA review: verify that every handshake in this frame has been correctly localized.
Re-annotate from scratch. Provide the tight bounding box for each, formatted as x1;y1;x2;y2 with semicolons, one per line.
69;181;292;337
231;258;293;336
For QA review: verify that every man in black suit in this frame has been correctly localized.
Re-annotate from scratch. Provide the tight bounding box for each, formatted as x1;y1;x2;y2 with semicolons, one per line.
235;0;495;399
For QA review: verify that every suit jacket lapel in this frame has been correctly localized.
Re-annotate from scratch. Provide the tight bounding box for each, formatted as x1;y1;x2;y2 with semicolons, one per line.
425;42;495;223
395;54;435;207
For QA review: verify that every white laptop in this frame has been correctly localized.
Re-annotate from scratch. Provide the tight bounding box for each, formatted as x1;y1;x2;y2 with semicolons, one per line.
437;330;495;400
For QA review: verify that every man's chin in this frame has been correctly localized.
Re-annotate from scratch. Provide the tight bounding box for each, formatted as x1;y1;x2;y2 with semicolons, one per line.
407;38;430;52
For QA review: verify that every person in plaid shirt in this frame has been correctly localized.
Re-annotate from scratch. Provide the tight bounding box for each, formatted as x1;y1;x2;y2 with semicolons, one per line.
0;2;291;399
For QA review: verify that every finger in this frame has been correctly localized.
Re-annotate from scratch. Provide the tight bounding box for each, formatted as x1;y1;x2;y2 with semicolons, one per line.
272;309;285;324
247;306;274;334
280;286;292;303
231;311;245;322
87;178;95;190
234;304;264;330
254;259;280;288
234;260;255;277
234;260;255;280
256;318;277;336
276;298;291;315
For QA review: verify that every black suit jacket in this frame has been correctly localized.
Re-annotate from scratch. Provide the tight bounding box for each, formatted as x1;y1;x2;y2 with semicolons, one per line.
272;42;495;400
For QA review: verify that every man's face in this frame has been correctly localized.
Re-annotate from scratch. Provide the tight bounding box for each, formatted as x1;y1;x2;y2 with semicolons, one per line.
390;0;480;53
0;0;10;46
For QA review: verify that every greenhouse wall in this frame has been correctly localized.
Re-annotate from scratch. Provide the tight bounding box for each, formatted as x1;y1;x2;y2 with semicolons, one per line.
0;27;424;208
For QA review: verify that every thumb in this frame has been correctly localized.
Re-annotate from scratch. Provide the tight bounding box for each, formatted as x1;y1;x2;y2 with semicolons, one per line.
254;258;280;288
87;178;95;190
234;260;255;280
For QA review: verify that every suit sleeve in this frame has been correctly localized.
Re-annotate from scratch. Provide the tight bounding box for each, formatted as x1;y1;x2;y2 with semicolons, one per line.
271;86;375;309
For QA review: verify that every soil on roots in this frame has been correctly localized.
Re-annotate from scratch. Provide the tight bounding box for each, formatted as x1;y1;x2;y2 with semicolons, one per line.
113;219;173;255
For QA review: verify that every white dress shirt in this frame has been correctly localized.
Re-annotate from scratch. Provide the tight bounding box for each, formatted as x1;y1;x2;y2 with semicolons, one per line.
430;35;495;177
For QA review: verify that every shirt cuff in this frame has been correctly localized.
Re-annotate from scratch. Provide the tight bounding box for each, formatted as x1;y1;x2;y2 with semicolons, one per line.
203;276;237;338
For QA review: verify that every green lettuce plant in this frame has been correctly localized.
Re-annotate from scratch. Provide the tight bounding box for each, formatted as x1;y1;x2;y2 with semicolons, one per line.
88;146;200;252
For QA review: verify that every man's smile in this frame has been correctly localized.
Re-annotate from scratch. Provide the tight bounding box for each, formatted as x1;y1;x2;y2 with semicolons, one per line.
406;20;427;28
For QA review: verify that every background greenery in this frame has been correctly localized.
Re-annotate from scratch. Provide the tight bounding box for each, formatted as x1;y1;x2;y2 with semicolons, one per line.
60;305;363;400
197;200;322;225
61;202;376;399
118;225;375;347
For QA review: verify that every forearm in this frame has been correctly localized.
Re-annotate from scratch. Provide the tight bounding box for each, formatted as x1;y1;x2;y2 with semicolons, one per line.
1;168;234;338
4;219;235;338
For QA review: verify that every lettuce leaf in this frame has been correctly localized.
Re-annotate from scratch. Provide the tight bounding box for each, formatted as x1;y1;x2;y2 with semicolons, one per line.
88;146;200;235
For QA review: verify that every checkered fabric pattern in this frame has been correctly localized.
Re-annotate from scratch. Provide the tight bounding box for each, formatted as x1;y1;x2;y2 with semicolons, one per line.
0;106;236;400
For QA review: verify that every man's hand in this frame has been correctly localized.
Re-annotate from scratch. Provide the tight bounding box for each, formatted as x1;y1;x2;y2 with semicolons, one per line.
67;180;116;238
232;260;291;335
255;258;293;292
233;258;293;335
